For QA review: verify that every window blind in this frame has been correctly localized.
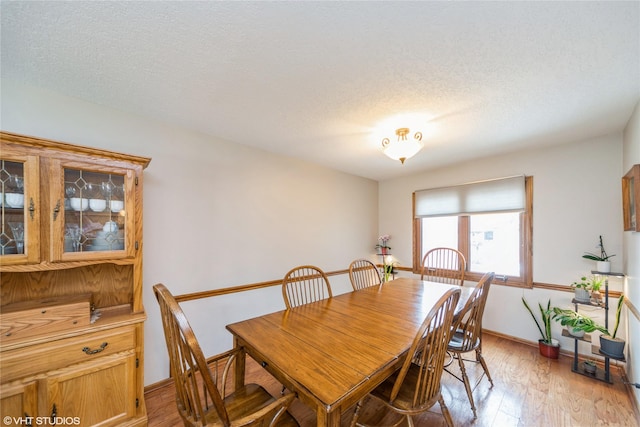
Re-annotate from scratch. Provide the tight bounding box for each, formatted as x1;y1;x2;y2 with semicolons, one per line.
414;175;526;217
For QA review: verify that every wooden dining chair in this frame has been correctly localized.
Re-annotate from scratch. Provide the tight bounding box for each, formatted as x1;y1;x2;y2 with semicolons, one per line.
350;287;461;427
282;265;333;309
153;283;299;427
348;259;382;291
420;247;466;286
445;271;494;419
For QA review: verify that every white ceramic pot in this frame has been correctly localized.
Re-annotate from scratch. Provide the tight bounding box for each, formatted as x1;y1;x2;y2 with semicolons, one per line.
596;261;611;273
568;327;585;338
574;288;591;302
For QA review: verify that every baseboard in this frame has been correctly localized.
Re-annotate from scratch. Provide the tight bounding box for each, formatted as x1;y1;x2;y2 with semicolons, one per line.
621;370;640;421
144;377;173;394
482;329;577;358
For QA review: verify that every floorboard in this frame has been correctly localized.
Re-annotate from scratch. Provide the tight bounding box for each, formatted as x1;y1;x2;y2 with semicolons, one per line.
145;333;639;426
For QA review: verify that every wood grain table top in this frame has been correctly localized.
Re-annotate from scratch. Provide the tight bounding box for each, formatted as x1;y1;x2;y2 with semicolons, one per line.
226;277;471;427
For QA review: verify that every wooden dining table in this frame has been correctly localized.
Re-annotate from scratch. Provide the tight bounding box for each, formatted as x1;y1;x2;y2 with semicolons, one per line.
225;277;472;427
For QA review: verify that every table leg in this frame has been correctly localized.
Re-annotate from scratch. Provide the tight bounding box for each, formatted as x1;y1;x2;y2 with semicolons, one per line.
233;336;246;390
317;407;341;427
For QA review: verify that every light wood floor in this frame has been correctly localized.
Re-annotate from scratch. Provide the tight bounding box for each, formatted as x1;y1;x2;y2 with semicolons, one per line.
145;333;639;426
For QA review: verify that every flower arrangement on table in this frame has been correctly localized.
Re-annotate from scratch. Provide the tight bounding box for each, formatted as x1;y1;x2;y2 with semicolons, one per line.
382;259;398;283
375;234;391;255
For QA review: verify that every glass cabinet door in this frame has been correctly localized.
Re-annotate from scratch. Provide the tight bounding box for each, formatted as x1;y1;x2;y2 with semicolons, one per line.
0;156;40;265
52;162;135;261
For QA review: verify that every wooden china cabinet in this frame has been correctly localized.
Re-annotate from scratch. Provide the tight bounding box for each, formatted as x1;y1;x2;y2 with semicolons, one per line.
0;131;150;427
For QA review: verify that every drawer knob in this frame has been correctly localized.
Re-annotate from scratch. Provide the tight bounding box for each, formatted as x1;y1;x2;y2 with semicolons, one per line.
82;342;108;355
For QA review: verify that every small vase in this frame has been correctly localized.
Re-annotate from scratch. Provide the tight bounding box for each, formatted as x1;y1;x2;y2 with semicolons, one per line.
380;247;388;255
596;261;611;273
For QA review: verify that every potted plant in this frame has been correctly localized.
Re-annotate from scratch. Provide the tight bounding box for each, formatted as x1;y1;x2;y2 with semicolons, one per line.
582;235;615;273
589;275;605;303
599;295;626;359
583;359;597;374
375;234;391;255
522;298;560;359
571;276;592;303
550;307;608;338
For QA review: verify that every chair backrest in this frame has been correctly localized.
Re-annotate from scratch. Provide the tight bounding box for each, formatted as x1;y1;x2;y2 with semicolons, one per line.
282;265;333;309
153;283;232;426
348;259;382;291
420;247;466;286
390;287;461;409
453;272;494;352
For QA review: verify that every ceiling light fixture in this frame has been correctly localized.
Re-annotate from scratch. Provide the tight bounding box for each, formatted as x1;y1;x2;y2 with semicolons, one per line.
381;127;423;164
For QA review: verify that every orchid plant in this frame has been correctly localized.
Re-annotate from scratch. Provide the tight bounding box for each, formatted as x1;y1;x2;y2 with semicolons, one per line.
582;235;615;262
375;234;391;250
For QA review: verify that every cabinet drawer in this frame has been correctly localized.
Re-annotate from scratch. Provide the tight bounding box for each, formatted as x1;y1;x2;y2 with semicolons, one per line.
0;294;92;344
0;325;135;383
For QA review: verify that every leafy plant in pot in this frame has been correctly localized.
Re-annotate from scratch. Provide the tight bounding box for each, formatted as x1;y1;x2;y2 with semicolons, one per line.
571;276;592;303
550;307;608;338
599;295;626;359
583;359;597;374
522;298;559;359
582;235;615;273
589;275;605;303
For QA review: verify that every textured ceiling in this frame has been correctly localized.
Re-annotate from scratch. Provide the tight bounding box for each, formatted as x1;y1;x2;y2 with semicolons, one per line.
1;1;639;181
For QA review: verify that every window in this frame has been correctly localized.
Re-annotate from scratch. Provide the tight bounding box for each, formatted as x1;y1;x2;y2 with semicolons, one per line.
413;176;533;288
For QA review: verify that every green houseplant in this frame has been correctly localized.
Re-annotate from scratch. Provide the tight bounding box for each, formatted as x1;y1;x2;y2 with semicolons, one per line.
550;307;607;338
599;295;626;359
571;276;592;302
571;275;605;303
582;235;615;273
589;275;605;303
522;298;559;359
583;359;597;374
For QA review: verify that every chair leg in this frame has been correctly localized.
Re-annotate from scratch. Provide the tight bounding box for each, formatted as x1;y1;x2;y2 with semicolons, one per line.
476;348;494;386
406;415;414;427
457;354;477;418
439;396;455;427
350;399;363;427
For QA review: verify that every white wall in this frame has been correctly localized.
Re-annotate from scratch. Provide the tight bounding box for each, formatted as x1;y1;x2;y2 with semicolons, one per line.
622;99;640;406
379;134;626;351
1;79;379;385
